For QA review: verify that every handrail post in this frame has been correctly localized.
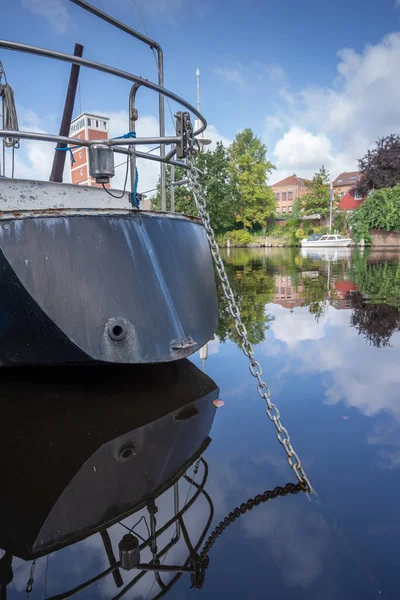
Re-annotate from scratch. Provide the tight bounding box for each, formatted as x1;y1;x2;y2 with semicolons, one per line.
156;47;166;211
129;82;142;203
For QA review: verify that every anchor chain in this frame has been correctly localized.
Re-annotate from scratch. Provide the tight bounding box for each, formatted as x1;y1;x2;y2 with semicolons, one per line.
191;482;305;588
185;155;313;494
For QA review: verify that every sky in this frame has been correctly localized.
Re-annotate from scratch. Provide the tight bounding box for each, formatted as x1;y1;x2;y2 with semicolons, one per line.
2;0;400;192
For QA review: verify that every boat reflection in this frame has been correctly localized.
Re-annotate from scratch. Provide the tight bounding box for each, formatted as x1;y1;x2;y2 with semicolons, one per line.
300;246;352;262
0;361;309;599
0;361;219;598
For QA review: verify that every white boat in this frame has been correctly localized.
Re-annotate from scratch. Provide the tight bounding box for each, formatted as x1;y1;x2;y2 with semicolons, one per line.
300;247;352;262
301;234;352;248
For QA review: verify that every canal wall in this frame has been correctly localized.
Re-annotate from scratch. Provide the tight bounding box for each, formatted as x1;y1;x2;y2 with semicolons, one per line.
370;230;400;247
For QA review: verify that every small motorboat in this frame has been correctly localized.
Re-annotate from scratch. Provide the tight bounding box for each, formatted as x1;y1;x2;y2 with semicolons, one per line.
301;233;352;248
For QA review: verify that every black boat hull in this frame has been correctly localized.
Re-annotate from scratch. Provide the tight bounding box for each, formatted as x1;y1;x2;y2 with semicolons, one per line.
0;211;218;365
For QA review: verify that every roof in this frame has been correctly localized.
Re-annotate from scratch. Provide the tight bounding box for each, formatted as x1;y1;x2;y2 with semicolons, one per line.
333;172;360;187
338;192;364;211
335;281;358;294
272;174;310;188
71;112;109;123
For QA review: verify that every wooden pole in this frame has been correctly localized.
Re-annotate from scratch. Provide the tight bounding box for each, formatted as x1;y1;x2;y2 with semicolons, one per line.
50;43;84;183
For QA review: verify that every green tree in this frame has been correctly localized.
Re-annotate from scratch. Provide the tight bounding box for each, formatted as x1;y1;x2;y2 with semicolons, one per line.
195;142;239;233
151;143;238;234
216;250;275;345
349;186;400;243
151;166;195;214
228;129;276;230
301;166;334;218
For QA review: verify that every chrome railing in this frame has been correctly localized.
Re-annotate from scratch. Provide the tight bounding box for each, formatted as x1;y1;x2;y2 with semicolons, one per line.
0;0;207;210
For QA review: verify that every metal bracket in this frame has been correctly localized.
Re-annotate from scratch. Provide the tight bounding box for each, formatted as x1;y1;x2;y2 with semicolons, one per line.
175;112;193;159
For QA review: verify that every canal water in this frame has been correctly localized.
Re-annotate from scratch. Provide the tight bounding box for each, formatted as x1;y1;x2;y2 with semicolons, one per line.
2;247;400;599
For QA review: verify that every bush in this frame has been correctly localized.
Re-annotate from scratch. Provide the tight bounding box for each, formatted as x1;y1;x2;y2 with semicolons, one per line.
350;186;400;242
224;229;254;245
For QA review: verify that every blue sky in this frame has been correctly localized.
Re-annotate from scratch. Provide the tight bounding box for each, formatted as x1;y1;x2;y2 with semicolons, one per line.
2;0;400;190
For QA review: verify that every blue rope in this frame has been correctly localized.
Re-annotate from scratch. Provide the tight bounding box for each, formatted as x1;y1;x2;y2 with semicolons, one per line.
55;145;81;165
114;131;137;140
56;131;140;205
133;167;139;207
113;132;140;207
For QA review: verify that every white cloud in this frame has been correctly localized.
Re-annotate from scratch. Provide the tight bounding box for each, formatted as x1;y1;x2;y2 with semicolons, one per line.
269;32;400;181
22;0;69;35
211;66;246;88
264;64;287;84
268;303;400;421
204;124;232;149
273;126;333;171
265;115;284;133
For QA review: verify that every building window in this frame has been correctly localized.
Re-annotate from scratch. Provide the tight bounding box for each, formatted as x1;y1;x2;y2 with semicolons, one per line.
282;192;287;201
103;121;107;129
288;206;293;212
276;207;280;213
288;191;293;200
80;169;84;176
340;192;345;198
282;207;287;213
275;192;280;201
88;118;91;126
96;120;99;128
354;193;363;200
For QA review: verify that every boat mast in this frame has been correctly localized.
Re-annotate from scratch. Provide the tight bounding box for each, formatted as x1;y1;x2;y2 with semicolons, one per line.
49;43;83;183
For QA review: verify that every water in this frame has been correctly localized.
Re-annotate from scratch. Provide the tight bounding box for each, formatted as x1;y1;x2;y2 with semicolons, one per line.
2;247;400;599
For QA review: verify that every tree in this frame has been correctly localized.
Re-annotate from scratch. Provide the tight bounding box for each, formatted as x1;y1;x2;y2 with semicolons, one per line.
151;143;238;234
349;186;400;242
354;134;400;196
228;129;276;230
195;142;239;233
301;166;334;218
151;166;195;214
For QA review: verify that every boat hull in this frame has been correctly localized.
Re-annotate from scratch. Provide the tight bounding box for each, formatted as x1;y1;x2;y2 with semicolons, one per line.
0;211;218;365
301;239;352;248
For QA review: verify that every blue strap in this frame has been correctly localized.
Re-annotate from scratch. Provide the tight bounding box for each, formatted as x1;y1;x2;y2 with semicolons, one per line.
133;167;139;207
114;132;140;207
55;145;81;165
114;131;137;140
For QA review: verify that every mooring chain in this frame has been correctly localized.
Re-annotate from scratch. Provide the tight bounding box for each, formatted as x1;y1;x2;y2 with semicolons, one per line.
191;482;304;588
185;156;313;494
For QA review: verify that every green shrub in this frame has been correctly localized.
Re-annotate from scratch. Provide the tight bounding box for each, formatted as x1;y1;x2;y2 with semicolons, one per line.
224;229;254;245
350;186;400;242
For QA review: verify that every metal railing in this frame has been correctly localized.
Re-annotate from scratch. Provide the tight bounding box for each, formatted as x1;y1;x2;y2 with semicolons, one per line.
0;0;207;210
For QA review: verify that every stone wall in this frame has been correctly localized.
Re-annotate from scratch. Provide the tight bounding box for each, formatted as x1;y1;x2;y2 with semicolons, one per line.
370;230;400;246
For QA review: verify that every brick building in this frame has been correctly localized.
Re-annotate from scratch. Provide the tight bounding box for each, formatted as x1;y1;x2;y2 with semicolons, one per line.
333;171;364;212
69;113;110;188
271;174;309;216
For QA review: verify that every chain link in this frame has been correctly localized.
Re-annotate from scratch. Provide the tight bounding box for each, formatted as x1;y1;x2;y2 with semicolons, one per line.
191;482;305;587
185;157;313;494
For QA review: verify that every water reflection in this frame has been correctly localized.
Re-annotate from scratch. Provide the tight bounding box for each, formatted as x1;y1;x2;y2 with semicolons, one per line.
219;247;400;347
0;363;306;599
0;362;218;599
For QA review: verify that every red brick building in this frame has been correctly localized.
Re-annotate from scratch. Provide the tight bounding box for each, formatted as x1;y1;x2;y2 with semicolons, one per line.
333;171;364;212
271;174;309;216
69;113;110;188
